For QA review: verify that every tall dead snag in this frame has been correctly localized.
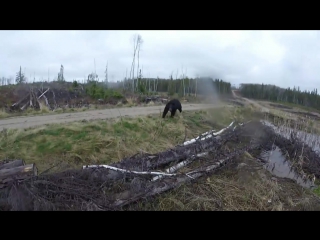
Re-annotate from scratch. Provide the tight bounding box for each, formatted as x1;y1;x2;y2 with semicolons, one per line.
129;34;143;92
136;36;143;91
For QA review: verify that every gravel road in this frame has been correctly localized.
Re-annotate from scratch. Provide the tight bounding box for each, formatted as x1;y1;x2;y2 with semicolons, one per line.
0;103;223;131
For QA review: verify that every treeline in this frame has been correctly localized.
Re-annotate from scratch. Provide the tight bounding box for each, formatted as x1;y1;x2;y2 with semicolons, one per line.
240;83;320;109
122;77;232;96
0;75;232;101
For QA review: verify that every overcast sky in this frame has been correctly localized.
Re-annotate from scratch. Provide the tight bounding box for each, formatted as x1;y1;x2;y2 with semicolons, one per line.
1;30;320;91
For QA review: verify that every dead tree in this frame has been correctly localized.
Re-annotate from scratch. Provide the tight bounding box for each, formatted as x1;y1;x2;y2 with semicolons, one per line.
136;36;143;91
129;34;143;92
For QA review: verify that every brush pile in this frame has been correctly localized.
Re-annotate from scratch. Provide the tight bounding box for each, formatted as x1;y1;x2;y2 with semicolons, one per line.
8;86;88;112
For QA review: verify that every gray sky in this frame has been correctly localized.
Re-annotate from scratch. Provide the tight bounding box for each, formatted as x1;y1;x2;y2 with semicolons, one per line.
1;30;320;91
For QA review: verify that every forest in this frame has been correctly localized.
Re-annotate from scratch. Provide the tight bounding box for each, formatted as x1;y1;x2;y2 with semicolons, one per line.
239;83;320;110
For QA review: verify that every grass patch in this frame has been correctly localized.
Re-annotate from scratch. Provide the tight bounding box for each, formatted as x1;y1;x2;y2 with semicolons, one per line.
313;186;320;197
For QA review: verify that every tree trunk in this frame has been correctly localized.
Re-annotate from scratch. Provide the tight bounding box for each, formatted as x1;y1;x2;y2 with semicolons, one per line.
110;125;237;172
0;160;25;170
0;164;38;183
0;163;38;189
111;148;246;209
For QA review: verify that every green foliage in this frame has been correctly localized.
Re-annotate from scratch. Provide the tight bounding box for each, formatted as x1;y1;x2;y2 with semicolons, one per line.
72;80;78;88
132;77;231;96
137;81;147;94
15;66;26;84
313;186;320;197
85;81;123;100
68;87;74;93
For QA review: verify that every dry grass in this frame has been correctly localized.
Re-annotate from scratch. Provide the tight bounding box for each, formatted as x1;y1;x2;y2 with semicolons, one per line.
124;97;137;107
0;109;9;118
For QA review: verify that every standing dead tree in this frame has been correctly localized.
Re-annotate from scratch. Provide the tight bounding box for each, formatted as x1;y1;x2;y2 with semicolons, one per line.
105;62;108;88
136;36;143;92
57;65;65;82
129;34;143;92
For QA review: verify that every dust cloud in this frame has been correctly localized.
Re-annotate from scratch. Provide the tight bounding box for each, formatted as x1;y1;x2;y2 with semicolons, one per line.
196;77;221;105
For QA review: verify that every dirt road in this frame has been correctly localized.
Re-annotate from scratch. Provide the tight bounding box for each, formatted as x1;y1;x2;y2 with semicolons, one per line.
232;90;270;113
0;103;223;131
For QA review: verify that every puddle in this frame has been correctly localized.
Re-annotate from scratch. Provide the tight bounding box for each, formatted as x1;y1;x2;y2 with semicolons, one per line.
261;120;320;154
261;146;316;189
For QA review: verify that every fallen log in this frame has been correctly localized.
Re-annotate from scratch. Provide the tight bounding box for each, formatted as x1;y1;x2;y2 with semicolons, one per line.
0;160;25;170
83;165;177;177
151;152;208;181
38;88;50;100
38;88;51;109
0;164;38;183
111;147;248;209
110;121;238;171
11;93;30;108
183;121;235;146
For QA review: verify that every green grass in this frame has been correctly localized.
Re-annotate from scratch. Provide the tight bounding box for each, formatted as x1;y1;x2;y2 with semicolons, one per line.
313;186;320;197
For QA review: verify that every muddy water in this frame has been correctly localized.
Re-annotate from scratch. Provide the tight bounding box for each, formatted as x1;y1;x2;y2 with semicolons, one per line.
261;120;320;153
261;147;316;189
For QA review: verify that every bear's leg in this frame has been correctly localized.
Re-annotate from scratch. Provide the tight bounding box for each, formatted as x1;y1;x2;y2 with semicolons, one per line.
170;109;177;118
162;107;169;118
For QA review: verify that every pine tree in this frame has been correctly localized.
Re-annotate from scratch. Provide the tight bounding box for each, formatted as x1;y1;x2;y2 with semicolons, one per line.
15;66;26;84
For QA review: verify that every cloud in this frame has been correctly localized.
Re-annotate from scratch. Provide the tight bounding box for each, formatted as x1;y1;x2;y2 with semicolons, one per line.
0;30;319;91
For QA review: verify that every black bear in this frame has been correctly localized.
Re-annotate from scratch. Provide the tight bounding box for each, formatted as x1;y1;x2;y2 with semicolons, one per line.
162;99;182;118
